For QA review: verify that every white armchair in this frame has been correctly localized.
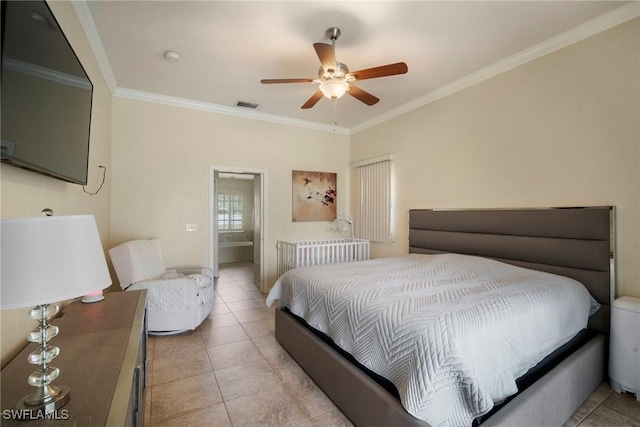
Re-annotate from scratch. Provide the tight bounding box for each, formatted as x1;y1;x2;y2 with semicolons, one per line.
109;239;214;334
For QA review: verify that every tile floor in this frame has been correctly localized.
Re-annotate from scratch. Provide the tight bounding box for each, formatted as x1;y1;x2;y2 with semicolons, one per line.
145;262;350;427
563;383;640;427
144;262;640;427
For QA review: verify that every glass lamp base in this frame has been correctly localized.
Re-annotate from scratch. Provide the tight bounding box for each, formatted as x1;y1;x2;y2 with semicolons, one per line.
17;385;70;414
18;305;71;418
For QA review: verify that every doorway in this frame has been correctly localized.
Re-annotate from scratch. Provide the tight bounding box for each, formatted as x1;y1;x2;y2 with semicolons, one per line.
209;166;267;292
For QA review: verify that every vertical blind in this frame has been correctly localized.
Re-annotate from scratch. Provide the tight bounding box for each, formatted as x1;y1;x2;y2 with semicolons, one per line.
353;154;394;244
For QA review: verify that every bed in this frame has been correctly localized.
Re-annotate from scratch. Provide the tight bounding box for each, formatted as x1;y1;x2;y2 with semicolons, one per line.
267;207;614;427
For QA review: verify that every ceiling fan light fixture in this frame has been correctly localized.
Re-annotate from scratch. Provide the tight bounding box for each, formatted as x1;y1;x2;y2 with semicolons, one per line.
319;80;349;100
261;27;407;110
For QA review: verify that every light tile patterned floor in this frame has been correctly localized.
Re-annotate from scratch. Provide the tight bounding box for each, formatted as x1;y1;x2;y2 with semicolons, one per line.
145;262;640;426
145;262;350;427
563;383;640;427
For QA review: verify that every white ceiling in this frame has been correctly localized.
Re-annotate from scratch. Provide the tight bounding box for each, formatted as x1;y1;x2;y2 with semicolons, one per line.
82;1;634;133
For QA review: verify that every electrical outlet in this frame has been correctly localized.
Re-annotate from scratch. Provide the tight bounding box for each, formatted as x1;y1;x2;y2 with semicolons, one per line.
186;224;198;232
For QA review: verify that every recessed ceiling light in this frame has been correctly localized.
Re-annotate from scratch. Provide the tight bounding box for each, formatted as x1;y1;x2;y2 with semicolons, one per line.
163;50;180;62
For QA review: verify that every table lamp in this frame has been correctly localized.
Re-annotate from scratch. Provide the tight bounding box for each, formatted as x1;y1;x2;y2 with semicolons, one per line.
1;215;112;414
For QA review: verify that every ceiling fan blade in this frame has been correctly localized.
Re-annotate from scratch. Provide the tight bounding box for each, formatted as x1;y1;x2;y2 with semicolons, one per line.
313;43;337;73
261;78;314;84
348;62;408;81
301;90;324;109
347;84;379;106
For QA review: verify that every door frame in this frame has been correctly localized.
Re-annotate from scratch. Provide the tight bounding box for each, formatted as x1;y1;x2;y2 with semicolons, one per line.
209;165;268;291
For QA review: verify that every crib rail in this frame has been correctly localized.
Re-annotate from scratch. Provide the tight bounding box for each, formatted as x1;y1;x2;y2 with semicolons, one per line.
276;238;370;277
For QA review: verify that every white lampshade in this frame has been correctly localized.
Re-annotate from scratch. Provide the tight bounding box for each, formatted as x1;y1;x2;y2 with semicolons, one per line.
319;80;349;100
1;215;112;309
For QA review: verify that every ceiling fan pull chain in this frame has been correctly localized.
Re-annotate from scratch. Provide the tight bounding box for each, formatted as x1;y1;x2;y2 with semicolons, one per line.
333;99;339;129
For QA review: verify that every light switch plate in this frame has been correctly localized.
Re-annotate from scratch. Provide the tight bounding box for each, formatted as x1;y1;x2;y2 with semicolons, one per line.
186;224;198;232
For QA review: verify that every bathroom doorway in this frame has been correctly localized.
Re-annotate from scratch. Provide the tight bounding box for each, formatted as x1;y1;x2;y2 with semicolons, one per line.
209;166;267;291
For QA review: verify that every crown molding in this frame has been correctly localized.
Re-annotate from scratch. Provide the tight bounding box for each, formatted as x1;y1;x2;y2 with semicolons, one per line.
351;1;640;134
72;1;637;136
115;88;350;135
72;1;119;95
73;2;348;134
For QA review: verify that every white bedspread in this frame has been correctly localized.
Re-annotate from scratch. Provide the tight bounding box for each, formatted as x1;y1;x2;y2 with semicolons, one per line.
266;253;593;426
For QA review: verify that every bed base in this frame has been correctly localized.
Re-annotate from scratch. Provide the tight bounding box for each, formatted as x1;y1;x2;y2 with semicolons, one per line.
482;334;605;427
276;308;606;427
275;308;427;427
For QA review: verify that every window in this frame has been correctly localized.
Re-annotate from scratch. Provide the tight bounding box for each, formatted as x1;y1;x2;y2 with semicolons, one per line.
353;154;394;244
218;192;244;231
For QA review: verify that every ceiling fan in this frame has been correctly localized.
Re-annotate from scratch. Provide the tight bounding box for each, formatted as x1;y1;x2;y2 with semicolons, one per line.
261;27;408;109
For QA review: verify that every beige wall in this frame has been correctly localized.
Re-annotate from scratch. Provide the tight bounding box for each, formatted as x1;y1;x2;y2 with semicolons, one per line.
110;98;350;287
351;18;640;298
0;2;113;366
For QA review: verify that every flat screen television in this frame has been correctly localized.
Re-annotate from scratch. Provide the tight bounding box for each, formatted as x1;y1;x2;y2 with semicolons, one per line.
1;0;93;185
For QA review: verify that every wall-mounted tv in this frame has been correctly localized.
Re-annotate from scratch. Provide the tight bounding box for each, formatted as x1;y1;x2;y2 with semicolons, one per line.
1;0;93;185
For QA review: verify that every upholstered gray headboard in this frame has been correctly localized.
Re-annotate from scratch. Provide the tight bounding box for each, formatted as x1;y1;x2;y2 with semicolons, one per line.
408;207;614;334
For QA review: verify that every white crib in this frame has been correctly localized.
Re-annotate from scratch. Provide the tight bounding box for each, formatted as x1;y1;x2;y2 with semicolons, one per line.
276;238;370;277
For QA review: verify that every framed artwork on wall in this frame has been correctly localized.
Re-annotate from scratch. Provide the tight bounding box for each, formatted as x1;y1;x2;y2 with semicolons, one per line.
292;170;337;222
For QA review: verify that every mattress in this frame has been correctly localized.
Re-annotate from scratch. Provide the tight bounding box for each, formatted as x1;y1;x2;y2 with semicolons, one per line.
266;253;595;426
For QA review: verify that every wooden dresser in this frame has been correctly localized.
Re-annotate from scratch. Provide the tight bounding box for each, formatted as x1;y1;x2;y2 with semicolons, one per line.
1;290;147;426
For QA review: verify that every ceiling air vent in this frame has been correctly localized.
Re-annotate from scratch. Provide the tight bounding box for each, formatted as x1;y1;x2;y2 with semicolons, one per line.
236;101;259;109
